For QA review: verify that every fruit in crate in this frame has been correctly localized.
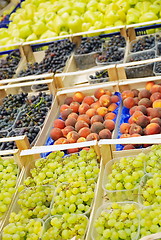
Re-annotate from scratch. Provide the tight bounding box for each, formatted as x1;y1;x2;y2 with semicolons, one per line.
75;37;103;54
97;46;124;64
94;203;139;240
119;82;161;150
49;88;120;145
131;35;155;52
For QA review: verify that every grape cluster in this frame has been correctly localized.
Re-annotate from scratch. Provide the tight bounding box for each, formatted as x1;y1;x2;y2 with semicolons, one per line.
105;153;145;192
131;35;155;52
97;47;124;63
140;206;161;237
0;158;18;218
75;37;103;54
14;92;52;128
42;214;88;240
2;218;43;239
105;35;126;48
2;127;40;150
51;179;95;215
141;173;161;206
145;145;161;174
24;149;99;187
18;39;75;77
0;93;28;131
0;50;21;80
128;51;155;62
94;203;139;240
89;70;109;84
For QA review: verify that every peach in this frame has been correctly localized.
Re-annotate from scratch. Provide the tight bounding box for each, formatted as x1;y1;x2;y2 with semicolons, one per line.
120;123;131;134
129;123;143;135
62;126;75;137
135;115;150;128
134;97;139;105
86;133;100;141
146;81;155;91
73;91;85;103
150;92;161;102
60;104;70;113
129;106;137;116
83;96;95;105
78;127;91;138
91;115;104;124
78;103;90;114
108;103;118;112
99;94;111;107
67;148;79;154
75;120;89;132
86;108;97;118
53;119;65;129
147;107;153;116
145;123;161;135
104;112;116;120
97;107;108;117
105;90;112;96
150;84;161;94
99;129;112;139
111;95;119;103
94;88;105;99
91;122;105;134
77;137;86;143
150;118;161;126
70;102;80;113
138;98;152;108
130;133;141;138
61;109;73;120
123;97;136;109
135;105;147;115
65;118;76;127
64;97;73;105
50;128;63;141
131;89;139;97
66;131;80;143
123;145;135;150
138;89;151;99
120;134;131;138
153;99;161;108
54;138;69;145
131;111;144;123
128;116;134;124
148;108;161;118
77;114;90;124
91;101;101;110
67;112;78;120
103;119;115;131
121;90;134;100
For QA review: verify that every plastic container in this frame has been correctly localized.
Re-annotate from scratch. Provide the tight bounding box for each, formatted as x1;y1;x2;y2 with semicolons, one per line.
156;43;161;56
125;50;155;78
96;49;125;66
102;35;126;50
88;69;109;84
154;61;161;76
8;185;55;221
51;180;96;216
129;34;156;53
102;156;145;202
91;201;140;240
74;51;101;70
41;214;88;240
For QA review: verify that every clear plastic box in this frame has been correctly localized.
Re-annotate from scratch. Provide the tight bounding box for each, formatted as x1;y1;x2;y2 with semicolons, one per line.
125;50;155;78
96;49;125;66
74;51;101;70
154;61;161;76
41;214;88;240
87;69;109;84
129;34;156;53
91;201;140;240
102;156;145;202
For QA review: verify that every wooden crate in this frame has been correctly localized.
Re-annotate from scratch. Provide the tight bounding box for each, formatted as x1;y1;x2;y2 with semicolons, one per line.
86;136;161;240
0;0;20;17
35;81;122;149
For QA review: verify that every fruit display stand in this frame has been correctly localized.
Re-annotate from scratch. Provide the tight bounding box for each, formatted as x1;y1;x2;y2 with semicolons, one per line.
85;136;161;240
0;140;100;239
0;135;31;232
